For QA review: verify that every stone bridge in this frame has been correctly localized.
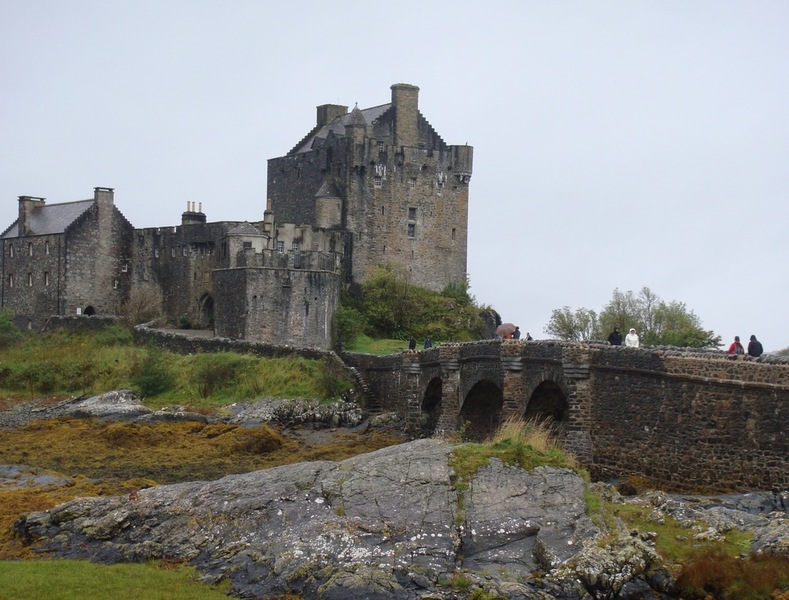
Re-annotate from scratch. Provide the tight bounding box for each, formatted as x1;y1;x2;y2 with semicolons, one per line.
341;340;789;492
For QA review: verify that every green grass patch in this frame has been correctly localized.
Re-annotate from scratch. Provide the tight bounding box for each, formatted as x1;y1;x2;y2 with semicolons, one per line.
0;559;231;599
0;329;351;409
608;501;752;570
346;334;411;355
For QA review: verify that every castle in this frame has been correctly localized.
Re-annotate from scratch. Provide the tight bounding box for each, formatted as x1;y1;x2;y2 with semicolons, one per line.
0;84;473;349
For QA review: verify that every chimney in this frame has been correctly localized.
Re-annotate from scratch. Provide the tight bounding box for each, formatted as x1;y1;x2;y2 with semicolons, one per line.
94;187;114;206
17;196;46;236
182;201;206;225
316;104;348;127
391;83;419;149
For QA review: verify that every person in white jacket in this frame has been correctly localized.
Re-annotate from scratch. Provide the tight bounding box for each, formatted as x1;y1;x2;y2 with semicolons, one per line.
625;328;640;348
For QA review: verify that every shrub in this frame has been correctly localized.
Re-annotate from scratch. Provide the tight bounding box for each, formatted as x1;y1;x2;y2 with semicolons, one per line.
119;284;163;328
317;356;354;400
131;347;175;397
0;308;21;348
192;353;247;399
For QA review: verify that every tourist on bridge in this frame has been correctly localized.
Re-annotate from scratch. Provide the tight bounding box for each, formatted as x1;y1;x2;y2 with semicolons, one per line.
728;336;745;355
513;326;521;340
607;327;622;346
747;335;763;357
423;336;433;349
408;336;416;350
625;328;640;348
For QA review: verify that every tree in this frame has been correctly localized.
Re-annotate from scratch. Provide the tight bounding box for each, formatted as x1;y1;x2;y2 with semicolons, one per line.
545;306;599;341
551;287;721;348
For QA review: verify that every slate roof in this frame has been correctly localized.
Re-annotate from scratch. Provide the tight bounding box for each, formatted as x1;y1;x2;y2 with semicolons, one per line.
292;103;392;154
1;199;95;239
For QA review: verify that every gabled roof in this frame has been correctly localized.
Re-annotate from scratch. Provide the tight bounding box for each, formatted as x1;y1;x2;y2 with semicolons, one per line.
1;199;95;239
292;103;392;154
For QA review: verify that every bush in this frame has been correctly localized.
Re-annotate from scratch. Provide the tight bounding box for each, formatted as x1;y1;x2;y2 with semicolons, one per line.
317;356;354;400
131;347;175;397
119;285;163;328
192;353;247;399
0;308;21;348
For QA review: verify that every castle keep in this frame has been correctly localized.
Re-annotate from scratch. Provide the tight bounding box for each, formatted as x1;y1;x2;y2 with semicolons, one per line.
0;84;472;348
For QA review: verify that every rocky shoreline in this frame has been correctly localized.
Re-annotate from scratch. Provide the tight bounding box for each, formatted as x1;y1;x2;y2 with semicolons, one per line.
2;391;789;599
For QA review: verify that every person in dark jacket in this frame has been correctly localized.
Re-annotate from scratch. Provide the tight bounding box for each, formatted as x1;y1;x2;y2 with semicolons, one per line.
408;336;416;350
423;336;432;349
607;327;622;346
747;335;764;357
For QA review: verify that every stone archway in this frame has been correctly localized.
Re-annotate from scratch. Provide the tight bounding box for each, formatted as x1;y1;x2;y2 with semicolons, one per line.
524;380;569;424
83;305;96;316
199;293;214;327
419;377;442;437
459;380;503;441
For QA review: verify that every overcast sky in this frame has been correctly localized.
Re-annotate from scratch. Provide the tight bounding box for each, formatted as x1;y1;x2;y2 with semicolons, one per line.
2;1;787;351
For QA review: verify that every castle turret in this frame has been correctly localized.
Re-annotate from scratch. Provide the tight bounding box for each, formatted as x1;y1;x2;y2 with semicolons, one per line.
346;103;368;144
391;83;420;149
315;179;343;229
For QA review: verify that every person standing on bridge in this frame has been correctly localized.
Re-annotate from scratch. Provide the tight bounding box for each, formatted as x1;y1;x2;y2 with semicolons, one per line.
747;335;763;357
608;327;622;346
625;328;640;348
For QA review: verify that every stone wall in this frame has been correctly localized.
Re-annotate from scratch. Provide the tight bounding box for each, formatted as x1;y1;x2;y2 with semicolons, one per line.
213;266;340;350
64;200;134;319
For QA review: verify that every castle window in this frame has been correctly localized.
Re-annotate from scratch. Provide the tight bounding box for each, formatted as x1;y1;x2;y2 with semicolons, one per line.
171;247;176;257
28;243;33;256
377;141;385;152
243;241;252;249
9;246;14;258
7;274;12;288
45;241;50;255
154;248;159;258
113;279;119;289
291;241;300;252
374;176;383;188
121;263;129;273
44;272;50;286
407;223;416;238
408;207;417;220
382;244;386;255
27;273;33;286
409;177;416;189
381;205;385;215
183;246;188;256
452;228;456;240
277;241;285;253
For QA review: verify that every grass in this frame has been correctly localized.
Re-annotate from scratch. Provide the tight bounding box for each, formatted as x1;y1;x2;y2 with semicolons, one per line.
0;559;232;599
0;328;352;409
346;334;412;354
448;417;578;483
609;500;789;599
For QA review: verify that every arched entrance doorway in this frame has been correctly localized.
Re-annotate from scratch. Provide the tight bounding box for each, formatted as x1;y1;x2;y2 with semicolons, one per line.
83;305;96;316
419;378;442;437
524;380;568;424
459;380;503;441
199;294;214;327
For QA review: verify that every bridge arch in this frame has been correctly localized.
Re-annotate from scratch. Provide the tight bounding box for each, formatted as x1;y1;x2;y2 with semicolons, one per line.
524;380;569;424
459;379;503;441
418;377;443;436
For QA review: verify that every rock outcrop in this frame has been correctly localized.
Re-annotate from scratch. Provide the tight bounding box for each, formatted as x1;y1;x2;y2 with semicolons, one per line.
14;439;672;599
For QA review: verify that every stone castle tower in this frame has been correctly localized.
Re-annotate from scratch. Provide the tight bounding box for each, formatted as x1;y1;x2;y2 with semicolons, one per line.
267;83;473;291
0;84;472;348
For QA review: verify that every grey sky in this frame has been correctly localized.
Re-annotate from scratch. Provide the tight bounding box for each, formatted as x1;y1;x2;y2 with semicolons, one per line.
2;1;787;350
